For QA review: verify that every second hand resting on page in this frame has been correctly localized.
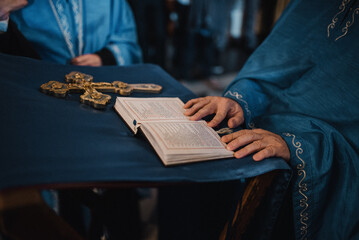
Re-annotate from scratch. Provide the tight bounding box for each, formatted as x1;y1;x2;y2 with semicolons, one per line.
183;96;290;162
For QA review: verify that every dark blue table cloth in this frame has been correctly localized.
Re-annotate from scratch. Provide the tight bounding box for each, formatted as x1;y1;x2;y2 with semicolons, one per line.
0;53;290;191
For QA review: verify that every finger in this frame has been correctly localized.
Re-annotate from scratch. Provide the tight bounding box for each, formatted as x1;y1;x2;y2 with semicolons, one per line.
72;56;96;66
184;99;210;116
221;130;246;143
223;130;261;150
189;107;214;121
71;56;85;65
252;128;270;134
183;98;203;109
72;54;93;63
72;60;90;66
207;109;227;128
253;146;276;161
233;140;266;158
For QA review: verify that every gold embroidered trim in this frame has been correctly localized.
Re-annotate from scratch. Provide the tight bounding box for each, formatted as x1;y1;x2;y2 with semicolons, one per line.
336;7;359;40
283;133;308;240
327;0;359;41
327;0;350;38
224;90;255;129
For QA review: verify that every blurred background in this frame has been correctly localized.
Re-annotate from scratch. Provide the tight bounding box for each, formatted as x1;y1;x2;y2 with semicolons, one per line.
128;0;290;97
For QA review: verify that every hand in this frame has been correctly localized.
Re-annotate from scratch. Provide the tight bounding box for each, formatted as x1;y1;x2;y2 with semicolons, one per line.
71;54;102;66
184;96;244;128
0;0;28;20
222;128;290;162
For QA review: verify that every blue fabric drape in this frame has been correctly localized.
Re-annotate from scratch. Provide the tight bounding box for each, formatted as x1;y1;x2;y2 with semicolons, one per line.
224;0;359;239
0;53;290;191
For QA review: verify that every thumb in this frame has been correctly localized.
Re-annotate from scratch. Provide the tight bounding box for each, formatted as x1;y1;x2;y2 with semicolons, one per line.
227;115;244;128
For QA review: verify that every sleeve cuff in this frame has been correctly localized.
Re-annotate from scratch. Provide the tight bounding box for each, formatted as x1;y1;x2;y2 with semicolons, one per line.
95;47;117;66
0;18;9;32
223;90;255;129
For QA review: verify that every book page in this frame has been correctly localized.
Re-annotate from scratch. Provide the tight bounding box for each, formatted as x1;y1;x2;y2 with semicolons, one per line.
117;97;188;122
114;97;234;165
141;121;234;164
142;121;229;150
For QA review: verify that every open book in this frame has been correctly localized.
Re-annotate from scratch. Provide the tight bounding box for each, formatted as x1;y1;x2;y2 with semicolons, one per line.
114;97;234;166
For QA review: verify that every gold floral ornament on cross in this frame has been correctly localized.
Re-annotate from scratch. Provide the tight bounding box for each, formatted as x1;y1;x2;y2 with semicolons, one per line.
40;71;162;109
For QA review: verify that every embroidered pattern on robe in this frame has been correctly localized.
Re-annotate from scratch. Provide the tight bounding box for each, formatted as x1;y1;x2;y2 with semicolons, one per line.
327;0;359;41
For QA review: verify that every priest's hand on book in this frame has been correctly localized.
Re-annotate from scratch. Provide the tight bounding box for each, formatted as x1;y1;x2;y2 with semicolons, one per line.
184;96;290;162
222;128;290;162
183;96;244;128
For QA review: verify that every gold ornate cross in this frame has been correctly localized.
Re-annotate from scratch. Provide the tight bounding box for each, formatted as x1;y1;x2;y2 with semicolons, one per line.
40;71;162;109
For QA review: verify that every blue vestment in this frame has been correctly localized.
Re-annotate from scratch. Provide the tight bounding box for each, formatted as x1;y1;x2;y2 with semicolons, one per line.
10;0;142;65
224;0;359;239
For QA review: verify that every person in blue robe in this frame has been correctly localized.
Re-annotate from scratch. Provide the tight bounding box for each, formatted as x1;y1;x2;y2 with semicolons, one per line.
10;0;142;66
184;0;359;239
6;2;143;239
